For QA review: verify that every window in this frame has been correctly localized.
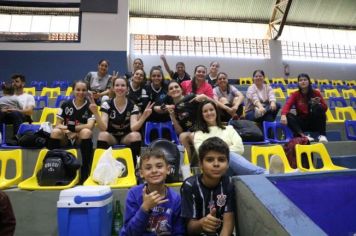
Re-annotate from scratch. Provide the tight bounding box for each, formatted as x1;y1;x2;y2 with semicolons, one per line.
0;2;80;42
133;34;270;58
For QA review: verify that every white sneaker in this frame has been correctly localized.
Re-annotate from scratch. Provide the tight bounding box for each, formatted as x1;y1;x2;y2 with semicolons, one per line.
269;155;285;174
318;135;328;143
305;135;314;142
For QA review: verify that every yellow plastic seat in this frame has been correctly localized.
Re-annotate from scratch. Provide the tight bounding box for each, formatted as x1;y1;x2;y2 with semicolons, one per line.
239;77;253;85
342;89;356;99
324;89;340;99
18;149;79;190
325;109;343;124
271;78;286;85
317;79;330;85
251;145;295;173
23;87;36;96
331;80;344;86
32;107;59;124
335;106;356;121
166;149;191;187
287;88;298;97
65;86;73;96
345;80;356;86
273;88;286;99
0;149;23;189
40;87;61;98
287;78;298;84
310;79;315;85
295;143;347;172
84;148;137;188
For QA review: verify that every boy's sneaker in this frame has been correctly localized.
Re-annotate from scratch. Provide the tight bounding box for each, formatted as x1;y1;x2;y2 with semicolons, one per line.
269;155;285;174
318;135;328;143
305;135;314;142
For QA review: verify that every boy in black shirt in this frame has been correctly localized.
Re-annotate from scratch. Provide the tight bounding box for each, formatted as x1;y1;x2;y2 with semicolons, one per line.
181;137;235;235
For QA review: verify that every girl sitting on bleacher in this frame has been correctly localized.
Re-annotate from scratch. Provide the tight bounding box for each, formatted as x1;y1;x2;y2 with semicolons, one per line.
47;80;95;183
280;73;328;143
91;76;153;168
213;72;244;122
245;69;280;125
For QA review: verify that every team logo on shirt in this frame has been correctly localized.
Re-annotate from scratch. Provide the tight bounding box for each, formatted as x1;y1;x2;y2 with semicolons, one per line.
65;107;74;116
216;194;227;207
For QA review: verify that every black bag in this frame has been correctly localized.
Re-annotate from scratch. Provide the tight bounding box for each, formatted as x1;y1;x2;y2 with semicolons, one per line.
17;130;48;148
37;149;81;186
229;120;264;142
149;139;180;183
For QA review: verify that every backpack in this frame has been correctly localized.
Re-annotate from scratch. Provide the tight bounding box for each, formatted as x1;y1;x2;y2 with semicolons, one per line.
229;120;264;142
17;130;48;148
283;136;310;168
149;139;180;183
37;149;81;186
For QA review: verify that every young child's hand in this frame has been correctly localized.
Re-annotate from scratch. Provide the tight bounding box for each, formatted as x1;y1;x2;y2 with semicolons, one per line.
141;185;168;213
200;208;222;233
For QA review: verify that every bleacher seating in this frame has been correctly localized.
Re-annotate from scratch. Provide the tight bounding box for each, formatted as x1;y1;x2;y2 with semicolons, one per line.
18;149;79;190
23;87;36;96
328;96;347;110
323;88;340;98
295;143;347;172
251;145;295;173
144;121;180;146
40;87;61;99
342;89;356;99
83;148;136;188
263;121;293;144
34;95;49;110
0;149;22;189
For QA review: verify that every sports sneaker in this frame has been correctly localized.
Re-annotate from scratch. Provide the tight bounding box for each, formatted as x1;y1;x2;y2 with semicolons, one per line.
318;135;328;143
305;135;314;142
269;154;285;174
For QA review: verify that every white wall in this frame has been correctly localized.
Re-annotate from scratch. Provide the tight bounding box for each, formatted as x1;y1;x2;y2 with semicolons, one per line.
0;0;129;51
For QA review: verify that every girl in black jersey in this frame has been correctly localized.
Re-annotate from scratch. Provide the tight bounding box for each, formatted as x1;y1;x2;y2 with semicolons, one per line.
47;80;95;183
145;66;170;122
91;76;153;166
165;80;199;162
127;69;149;112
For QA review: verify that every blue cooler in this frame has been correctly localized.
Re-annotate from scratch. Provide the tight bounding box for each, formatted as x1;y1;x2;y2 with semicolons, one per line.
57;186;113;236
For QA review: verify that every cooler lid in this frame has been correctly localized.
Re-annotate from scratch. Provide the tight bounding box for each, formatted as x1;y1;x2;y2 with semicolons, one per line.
57;186;113;208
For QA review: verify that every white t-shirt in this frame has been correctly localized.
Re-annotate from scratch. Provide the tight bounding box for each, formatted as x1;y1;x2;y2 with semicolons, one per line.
17;93;35;109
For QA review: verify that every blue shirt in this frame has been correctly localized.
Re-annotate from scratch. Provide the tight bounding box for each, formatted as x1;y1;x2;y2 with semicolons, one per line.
120;184;185;236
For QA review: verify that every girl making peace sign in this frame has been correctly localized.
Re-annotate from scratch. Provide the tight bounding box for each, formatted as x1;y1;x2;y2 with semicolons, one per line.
89;76;154;167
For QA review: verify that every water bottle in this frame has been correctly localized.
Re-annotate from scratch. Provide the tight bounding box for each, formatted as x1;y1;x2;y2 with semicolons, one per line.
112;200;123;236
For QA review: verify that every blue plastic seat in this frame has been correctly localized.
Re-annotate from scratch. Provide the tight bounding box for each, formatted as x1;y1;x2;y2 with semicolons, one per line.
319;84;334;92
144;121;179;146
345;120;356;141
54;95;72;108
328;96;347;110
336;85;350;92
263;121;294;144
350;97;356;109
286;83;298;89
270;83;286;92
34;95;49;110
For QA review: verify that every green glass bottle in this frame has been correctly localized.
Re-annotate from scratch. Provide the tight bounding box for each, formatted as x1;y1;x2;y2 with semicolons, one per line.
112;200;123;236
